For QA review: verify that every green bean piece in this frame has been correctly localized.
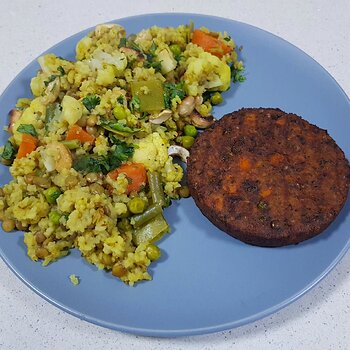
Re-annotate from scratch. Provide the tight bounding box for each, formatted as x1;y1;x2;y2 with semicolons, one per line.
132;204;162;228
147;172;165;207
127;197;146;214
49;211;61;225
61;140;81;150
146;244;161;261
132;213;170;245
43;186;62;204
210;92;223;105
182;136;195;149
184;124;198;137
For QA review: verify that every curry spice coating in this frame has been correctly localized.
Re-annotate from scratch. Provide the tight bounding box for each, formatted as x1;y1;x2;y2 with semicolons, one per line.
187;108;350;246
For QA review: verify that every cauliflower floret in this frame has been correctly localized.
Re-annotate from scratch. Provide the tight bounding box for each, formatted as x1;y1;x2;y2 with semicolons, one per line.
90;49;127;72
184;51;231;96
37;54;61;74
161;157;183;182
61;95;83;125
76;36;93;60
156;46;177;74
37;54;74;75
12;106;42;145
96;64;115;86
132;132;169;171
30;76;46;96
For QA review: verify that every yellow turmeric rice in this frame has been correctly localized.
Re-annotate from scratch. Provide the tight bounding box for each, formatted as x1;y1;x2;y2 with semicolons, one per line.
0;23;243;285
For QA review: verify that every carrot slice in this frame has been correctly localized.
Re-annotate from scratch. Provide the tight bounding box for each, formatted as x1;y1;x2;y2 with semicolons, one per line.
66;124;95;143
17;134;38;159
239;157;251;171
108;163;147;194
260;189;272;198
192;29;232;58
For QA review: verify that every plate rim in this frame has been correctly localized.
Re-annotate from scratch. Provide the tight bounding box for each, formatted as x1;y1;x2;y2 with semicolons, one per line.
0;12;350;337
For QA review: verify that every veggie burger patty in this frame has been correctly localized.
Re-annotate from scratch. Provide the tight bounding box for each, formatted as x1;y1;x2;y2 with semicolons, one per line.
187;108;350;247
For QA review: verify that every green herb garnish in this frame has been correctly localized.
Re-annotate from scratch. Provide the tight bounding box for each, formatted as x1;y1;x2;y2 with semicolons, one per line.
73;155;110;174
163;82;186;109
82;95;101;112
118;37;127;48
44;75;58;87
57;66;65;75
144;60;162;72
73;138;134;174
231;65;246;83
1;140;17;162
129;96;141;113
117;95;124;104
101;120;140;136
17;124;38;137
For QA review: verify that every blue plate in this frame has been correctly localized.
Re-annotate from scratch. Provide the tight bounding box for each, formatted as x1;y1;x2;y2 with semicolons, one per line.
0;13;349;337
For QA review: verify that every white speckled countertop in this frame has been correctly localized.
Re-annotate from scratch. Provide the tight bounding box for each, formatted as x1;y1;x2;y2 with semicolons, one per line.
1;0;350;349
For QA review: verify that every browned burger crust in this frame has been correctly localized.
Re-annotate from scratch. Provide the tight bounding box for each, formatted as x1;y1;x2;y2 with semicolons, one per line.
187;108;350;247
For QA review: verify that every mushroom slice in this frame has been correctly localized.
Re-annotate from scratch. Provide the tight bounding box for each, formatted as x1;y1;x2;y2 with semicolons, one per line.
8;109;22;134
190;110;215;129
168;145;190;163
149;109;172;125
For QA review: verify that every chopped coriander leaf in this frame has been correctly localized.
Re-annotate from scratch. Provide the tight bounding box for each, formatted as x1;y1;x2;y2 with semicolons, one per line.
119;36;143;53
73;139;134;174
17;124;38;137
129;96;141;113
57;66;65;75
231;65;246;83
101;120;140;135
44;75;58;87
144;60;162;72
73;155;110;174
118;37;127;48
109;137;135;161
202;90;215;102
223;36;231;42
117;95;124;104
163;82;186;109
1;140;17;161
128;40;142;53
82;95;101;112
108;139;134;170
149;41;157;55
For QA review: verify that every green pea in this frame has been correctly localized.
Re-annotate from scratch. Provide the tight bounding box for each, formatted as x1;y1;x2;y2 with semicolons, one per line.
113;105;127;120
184;125;198;138
181;136;195;149
49;211;61;225
146;244;161;261
210;92;223;105
44;187;62;204
169;44;181;57
127;197;146;214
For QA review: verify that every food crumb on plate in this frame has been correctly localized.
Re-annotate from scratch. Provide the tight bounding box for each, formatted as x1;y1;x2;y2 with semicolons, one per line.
69;274;80;286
